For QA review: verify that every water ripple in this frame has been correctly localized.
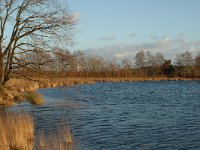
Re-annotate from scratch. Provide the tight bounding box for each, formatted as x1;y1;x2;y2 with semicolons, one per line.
9;81;200;150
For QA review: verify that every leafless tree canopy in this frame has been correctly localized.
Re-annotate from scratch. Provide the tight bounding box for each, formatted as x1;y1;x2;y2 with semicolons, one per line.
0;0;76;84
175;51;194;67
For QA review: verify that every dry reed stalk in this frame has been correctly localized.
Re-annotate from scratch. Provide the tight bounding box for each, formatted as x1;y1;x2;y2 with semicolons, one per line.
37;125;73;150
0;112;34;150
25;92;44;105
0;111;73;150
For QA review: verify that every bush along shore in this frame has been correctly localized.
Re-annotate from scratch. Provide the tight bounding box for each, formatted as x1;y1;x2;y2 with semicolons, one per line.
0;77;199;106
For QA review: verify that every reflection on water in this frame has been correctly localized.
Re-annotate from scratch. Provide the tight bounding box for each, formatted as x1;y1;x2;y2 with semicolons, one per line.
9;81;200;150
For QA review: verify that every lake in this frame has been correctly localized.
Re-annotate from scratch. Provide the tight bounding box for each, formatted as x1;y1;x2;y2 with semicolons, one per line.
10;81;200;150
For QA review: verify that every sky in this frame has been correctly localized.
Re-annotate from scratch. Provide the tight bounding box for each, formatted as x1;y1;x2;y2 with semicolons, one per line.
68;0;200;61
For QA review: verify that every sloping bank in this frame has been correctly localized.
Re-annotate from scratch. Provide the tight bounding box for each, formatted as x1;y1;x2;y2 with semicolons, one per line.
0;77;199;106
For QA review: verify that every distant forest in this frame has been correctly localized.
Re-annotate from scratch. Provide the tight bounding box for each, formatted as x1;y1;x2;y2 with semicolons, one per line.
16;49;200;79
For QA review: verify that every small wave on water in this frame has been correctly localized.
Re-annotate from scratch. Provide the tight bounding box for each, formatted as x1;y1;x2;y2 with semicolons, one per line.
48;100;87;109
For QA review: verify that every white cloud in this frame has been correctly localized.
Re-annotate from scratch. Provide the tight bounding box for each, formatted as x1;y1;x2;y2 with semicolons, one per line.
114;51;134;58
86;37;200;62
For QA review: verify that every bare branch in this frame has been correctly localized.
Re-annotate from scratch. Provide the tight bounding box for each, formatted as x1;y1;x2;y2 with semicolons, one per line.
0;0;76;84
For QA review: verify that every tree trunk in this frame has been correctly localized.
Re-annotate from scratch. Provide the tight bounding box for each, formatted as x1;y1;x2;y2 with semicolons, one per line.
0;51;4;85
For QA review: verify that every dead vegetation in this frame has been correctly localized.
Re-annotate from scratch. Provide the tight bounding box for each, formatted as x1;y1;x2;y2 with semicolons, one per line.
0;111;73;150
14;91;44;105
0;112;34;150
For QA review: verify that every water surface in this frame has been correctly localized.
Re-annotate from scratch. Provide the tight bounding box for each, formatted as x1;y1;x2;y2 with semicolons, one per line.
10;81;200;150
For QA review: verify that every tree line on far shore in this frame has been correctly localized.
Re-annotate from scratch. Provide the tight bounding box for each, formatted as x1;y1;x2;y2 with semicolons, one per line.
17;48;200;79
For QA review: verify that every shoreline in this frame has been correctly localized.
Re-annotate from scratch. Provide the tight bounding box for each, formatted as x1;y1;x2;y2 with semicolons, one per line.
0;77;199;106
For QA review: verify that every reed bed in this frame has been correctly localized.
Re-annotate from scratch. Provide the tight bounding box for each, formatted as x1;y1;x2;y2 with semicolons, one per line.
37;126;73;150
0;111;73;150
0;111;34;150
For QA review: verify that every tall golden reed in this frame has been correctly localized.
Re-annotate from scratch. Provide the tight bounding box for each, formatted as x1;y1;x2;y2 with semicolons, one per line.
0;111;34;150
0;111;73;150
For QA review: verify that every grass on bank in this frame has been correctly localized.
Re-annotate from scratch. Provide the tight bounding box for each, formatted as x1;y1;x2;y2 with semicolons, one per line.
14;91;44;105
0;111;73;150
24;92;44;105
1;77;199;106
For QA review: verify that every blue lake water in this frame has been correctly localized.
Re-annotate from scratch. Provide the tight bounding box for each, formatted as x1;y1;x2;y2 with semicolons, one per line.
10;81;200;150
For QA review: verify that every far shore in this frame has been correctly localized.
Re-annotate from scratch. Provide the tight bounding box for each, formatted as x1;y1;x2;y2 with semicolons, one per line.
0;77;199;106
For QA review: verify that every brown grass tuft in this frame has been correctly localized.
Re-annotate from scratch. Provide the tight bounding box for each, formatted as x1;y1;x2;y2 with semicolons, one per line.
25;91;44;105
14;91;44;105
0;111;73;150
0;112;34;150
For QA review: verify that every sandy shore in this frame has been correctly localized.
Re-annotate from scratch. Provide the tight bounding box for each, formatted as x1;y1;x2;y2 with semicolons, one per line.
0;77;199;106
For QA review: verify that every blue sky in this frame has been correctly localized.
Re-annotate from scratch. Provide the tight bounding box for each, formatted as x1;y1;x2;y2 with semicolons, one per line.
68;0;200;60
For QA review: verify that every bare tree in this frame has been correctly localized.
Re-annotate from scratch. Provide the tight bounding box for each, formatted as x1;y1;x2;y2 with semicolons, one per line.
154;52;165;67
135;50;145;68
195;53;200;67
145;51;155;67
53;48;76;73
20;48;52;71
72;50;86;72
0;0;76;84
175;51;194;77
175;51;194;67
193;52;200;77
121;58;132;78
121;58;132;69
86;55;105;76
